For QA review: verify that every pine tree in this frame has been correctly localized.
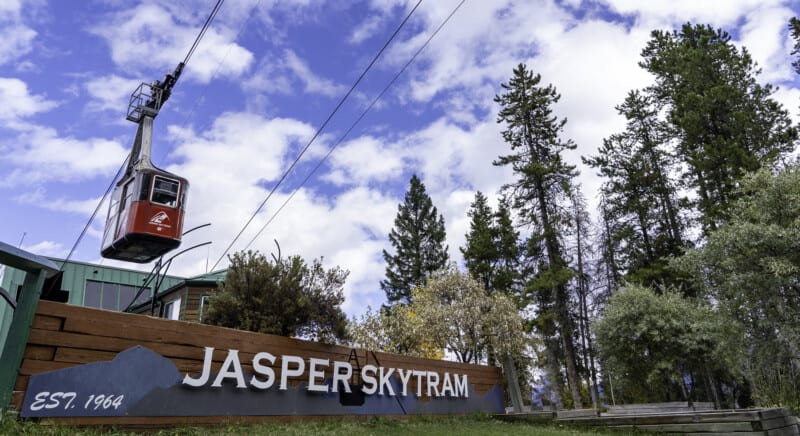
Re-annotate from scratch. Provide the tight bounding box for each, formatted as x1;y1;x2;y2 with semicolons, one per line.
461;191;498;291
641;23;797;235
461;193;522;296
583;90;685;287
789;17;800;76
493;196;521;297
494;63;583;409
381;174;449;306
568;186;600;409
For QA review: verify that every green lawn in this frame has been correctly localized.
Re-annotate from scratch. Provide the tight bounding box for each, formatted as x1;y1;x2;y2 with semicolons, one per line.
1;413;637;435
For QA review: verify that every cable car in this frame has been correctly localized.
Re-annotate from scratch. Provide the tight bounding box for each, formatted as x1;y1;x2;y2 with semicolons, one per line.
101;65;189;263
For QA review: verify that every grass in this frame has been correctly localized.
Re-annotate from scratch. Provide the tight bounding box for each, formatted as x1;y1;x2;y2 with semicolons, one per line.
1;413;639;435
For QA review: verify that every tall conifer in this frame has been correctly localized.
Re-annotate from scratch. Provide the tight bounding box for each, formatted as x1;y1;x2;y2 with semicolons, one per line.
641;23;797;235
494;63;583;408
461;191;498;290
381;174;449;306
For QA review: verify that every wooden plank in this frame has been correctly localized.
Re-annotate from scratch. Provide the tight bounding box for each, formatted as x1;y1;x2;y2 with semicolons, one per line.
557;409;598;419
763;415;798;430
761;408;793;420
630;422;758;432
23;345;55;361
61;318;358;362
607;427;764;436
14;375;28;391
19;359;76;375
11;390;24;411
767;425;800;436
53;347;118;364
32;314;63;331
564;411;763;426
494;412;555;423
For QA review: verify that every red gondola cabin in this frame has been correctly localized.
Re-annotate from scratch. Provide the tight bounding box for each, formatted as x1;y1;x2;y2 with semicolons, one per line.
101;68;189;264
101;168;188;263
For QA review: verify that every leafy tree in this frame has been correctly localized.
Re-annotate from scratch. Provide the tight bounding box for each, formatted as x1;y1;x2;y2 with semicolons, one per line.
413;266;528;364
204;251;348;343
381;174;449;306
593;283;739;405
494;63;582;408
673;163;800;409
641;23;797;235
348;305;442;359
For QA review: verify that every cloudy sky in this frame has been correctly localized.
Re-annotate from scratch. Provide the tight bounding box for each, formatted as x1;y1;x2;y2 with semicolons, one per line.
1;0;799;316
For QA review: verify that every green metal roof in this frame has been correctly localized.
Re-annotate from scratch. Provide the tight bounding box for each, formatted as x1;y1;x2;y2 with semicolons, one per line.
0;258;185;308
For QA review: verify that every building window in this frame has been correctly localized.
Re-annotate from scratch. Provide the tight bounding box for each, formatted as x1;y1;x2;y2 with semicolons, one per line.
84;280;150;311
163;297;181;320
198;295;210;322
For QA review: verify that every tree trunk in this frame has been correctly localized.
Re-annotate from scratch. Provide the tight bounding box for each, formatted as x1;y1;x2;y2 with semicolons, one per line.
544;335;564;409
705;367;721;409
574;198;598;409
561;331;583;408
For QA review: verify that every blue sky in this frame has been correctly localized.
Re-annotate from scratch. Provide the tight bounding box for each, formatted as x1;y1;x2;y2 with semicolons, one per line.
1;0;799;316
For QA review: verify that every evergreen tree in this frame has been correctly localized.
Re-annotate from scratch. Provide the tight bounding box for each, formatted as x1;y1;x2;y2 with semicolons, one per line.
381;174;449;306
494;63;583;408
493;196;521;297
790;17;800;75
583;90;685;287
461;192;521;296
461;191;498;291
568;186;600;409
641;23;797;235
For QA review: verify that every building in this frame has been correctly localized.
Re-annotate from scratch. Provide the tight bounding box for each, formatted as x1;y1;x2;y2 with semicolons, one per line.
128;270;226;322
0;257;226;334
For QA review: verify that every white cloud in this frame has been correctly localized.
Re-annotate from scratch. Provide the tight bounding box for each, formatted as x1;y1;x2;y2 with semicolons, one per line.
773;86;800;126
85;75;143;115
21;240;69;258
90;3;253;83
284;50;347;97
325;135;404;185
243;50;346;98
1;126;127;186
152;110;405;315
15;188;103;215
349;14;384;45
739;6;797;84
384;0;571;105
0;0;37;66
0;78;57;128
598;0;787;28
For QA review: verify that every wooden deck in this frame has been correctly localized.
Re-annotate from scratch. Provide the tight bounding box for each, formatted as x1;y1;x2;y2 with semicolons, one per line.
497;406;800;435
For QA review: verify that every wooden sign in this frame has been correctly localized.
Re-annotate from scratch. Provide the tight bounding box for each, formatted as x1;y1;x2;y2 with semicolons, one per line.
13;301;504;425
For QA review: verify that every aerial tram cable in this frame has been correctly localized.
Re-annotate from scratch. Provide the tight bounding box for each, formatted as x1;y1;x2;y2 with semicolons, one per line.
209;0;423;271
60;0;225;268
242;0;467;252
155;0;260;165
